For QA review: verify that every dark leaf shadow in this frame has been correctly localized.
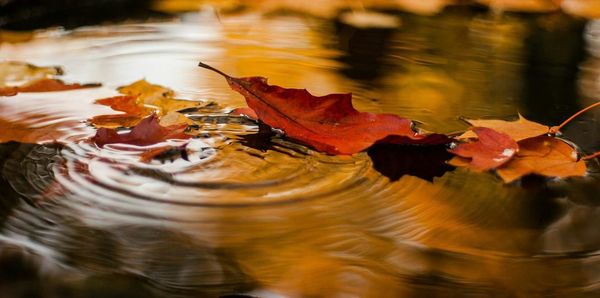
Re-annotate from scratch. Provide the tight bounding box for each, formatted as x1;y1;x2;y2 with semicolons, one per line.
238;123;276;152
367;144;455;182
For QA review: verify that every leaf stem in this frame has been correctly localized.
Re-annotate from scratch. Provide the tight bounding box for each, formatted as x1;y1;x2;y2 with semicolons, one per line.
550;101;600;134
197;61;231;78
582;150;600;160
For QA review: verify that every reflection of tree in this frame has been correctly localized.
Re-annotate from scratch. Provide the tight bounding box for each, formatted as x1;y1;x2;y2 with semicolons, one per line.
521;14;586;125
569;20;600;154
345;9;532;133
335;13;396;81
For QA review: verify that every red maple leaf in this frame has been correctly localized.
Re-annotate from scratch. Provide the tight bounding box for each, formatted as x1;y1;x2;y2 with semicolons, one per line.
92;114;191;147
199;62;449;155
448;127;518;171
447;102;600;182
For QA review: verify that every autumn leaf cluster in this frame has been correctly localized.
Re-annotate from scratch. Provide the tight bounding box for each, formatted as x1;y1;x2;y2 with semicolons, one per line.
1;61;598;184
449;118;585;183
197;62;593;183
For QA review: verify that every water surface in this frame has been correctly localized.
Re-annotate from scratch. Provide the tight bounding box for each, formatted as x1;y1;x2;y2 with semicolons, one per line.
2;7;600;297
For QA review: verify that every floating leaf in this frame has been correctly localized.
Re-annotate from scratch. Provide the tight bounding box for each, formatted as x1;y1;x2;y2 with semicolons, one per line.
90;95;152;128
159;111;194;126
198;62;449;155
90;80;205;128
0;61;62;86
450;103;600;182
459;114;549;141
449;127;518;171
496;136;586;183
0;79;100;96
0;61;100;96
92;114;191;147
96;95;148;115
118;79;173;104
117;79;201;113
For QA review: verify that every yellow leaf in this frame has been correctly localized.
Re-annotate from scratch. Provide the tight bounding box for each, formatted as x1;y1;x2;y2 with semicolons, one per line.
0;61;99;96
0;61;62;88
459;114;549;142
117;79;175;106
92;79;209;128
496;136;586;183
159;111;194;126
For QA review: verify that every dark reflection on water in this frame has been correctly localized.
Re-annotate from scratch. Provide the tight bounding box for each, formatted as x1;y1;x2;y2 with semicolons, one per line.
335;14;396;81
367;144;454;182
2;6;600;297
522;14;587;125
0;0;161;30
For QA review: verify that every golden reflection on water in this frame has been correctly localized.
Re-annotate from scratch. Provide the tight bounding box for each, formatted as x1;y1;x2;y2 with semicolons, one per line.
1;8;600;297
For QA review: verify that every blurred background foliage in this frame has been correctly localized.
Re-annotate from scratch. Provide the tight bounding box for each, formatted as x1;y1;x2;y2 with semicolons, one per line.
1;0;600;31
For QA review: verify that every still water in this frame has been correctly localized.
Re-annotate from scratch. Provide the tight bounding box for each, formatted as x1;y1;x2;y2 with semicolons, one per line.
2;7;600;297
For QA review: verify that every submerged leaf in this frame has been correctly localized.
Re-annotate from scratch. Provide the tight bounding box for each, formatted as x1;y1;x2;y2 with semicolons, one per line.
139;144;189;162
199;62;449;155
92;114;191;147
459;114;549;141
496;136;586;183
88;114;144;129
449;127;518;171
